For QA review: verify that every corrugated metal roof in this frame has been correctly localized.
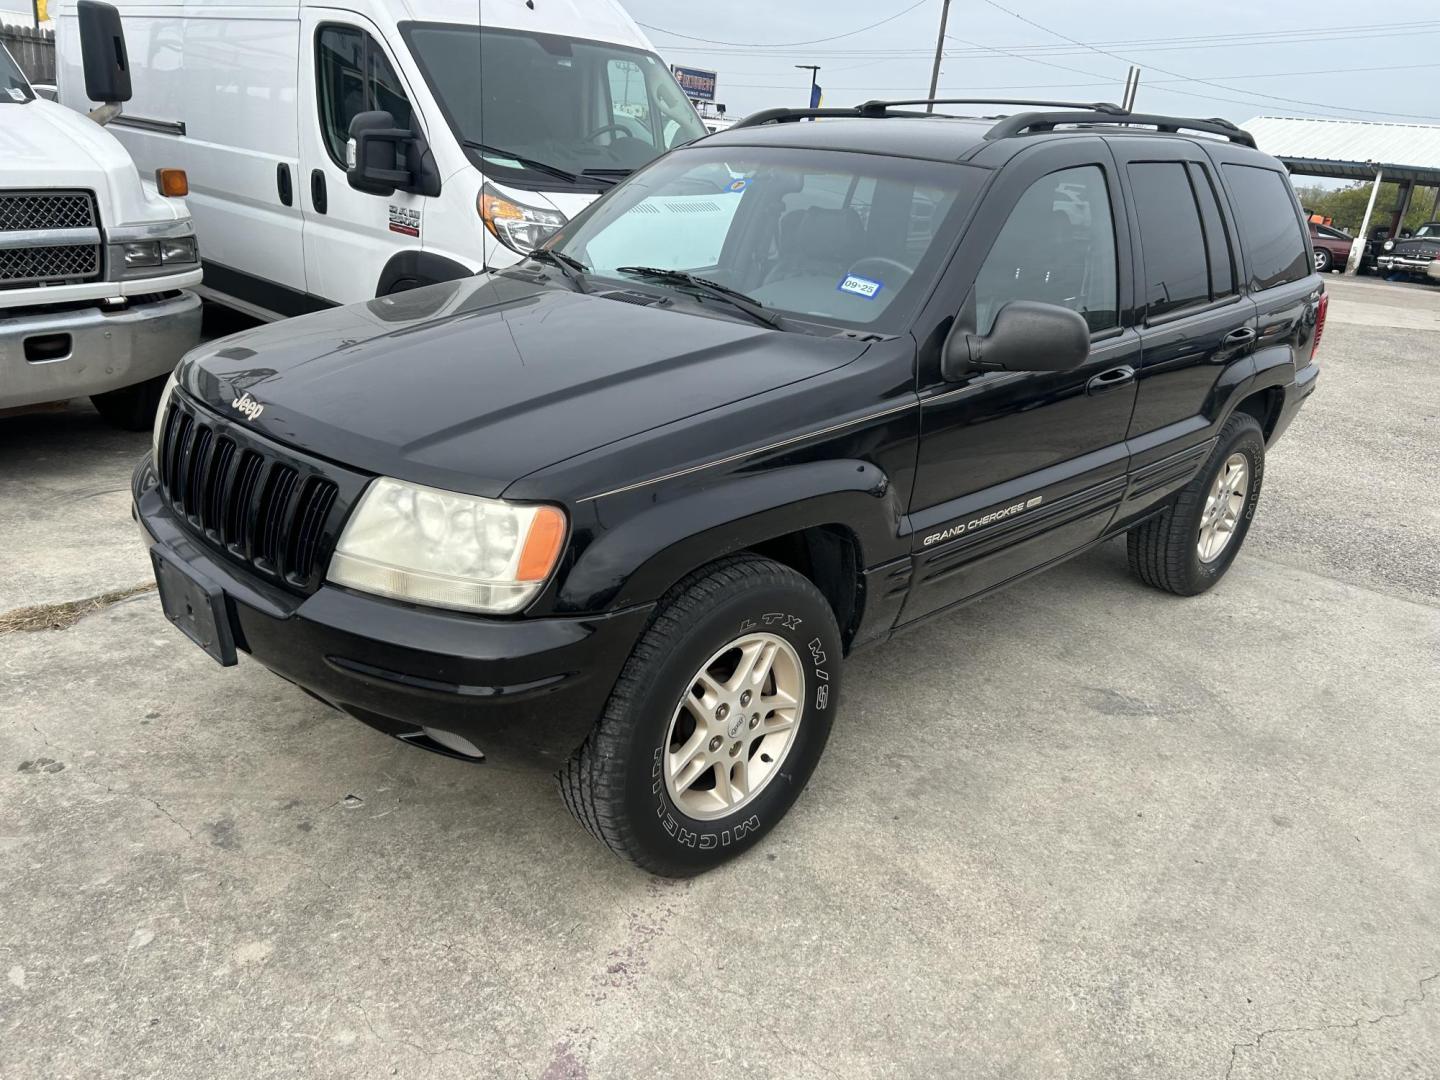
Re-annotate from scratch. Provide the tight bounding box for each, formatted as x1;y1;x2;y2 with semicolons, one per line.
1244;116;1440;183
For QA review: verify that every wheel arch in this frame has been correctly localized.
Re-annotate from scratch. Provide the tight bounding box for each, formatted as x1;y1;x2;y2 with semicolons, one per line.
556;459;901;646
375;251;475;297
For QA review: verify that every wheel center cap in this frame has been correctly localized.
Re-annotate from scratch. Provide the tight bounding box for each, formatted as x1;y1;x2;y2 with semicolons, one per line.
726;711;745;739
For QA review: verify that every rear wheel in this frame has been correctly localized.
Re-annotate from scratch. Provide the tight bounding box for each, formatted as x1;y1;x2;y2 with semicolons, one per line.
1314;248;1332;273
1127;411;1265;596
558;555;842;876
90;373;170;431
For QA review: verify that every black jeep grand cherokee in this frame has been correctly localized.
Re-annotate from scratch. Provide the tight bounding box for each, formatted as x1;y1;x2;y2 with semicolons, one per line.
134;100;1323;875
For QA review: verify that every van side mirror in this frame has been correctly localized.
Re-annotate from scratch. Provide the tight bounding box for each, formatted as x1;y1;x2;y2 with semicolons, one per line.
76;0;131;117
346;111;441;198
942;301;1091;379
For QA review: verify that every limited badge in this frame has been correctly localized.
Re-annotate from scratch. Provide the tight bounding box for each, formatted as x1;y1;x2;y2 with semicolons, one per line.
388;205;420;238
837;274;883;299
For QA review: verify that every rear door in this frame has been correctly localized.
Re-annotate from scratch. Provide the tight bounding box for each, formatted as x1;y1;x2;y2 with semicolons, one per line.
299;12;430;304
903;141;1141;623
1108;138;1257;526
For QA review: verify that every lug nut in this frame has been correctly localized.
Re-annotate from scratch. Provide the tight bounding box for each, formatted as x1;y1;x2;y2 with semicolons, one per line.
729;741;742;757
709;736;723;753
715;703;730;722
740;690;752;707
749;715;759;729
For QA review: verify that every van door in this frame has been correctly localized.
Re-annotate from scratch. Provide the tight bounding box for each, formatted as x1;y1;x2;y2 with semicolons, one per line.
298;13;431;304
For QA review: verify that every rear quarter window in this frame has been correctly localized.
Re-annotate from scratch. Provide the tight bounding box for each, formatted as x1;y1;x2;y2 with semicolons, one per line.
1222;164;1310;291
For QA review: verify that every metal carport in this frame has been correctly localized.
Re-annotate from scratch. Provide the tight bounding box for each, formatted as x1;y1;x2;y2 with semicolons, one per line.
1245;116;1440;274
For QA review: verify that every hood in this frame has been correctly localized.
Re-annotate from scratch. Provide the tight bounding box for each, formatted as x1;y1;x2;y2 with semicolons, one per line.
1394;236;1440;256
0;99;188;231
180;274;870;498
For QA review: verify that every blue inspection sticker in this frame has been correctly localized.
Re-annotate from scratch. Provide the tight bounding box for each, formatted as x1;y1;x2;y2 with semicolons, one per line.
726;178;749;193
837;274;883;300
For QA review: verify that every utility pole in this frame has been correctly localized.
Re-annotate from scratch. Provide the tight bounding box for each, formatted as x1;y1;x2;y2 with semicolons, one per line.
1122;66;1141;111
795;64;820;109
926;0;953;113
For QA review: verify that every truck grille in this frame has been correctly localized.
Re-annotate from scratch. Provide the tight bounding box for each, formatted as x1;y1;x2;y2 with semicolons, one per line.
0;190;103;289
155;397;360;593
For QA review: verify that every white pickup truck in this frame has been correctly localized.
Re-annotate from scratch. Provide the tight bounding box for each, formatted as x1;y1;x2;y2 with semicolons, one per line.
1;17;201;430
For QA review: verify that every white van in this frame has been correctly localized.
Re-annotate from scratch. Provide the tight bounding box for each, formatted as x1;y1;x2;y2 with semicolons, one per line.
1;14;202;430
54;0;708;321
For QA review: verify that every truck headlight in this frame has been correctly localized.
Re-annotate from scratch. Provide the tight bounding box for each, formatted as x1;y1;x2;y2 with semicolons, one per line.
327;477;567;614
1383;240;1394;251
478;184;567;254
122;236;199;273
151;370;179;463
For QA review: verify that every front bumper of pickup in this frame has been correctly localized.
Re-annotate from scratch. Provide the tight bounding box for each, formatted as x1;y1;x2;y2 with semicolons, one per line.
1;291;202;410
1376;253;1435;274
132;456;653;760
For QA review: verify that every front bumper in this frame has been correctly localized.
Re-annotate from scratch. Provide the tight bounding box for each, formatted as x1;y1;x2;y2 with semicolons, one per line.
1376;254;1434;273
133;457;653;758
1;291;202;409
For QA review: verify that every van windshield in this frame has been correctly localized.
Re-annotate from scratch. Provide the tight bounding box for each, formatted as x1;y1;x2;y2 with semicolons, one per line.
401;24;707;191
550;146;984;334
1;45;32;102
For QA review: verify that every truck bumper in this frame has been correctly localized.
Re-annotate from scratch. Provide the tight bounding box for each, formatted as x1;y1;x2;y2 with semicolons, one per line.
132;456;652;761
1376;255;1433;274
0;291;202;410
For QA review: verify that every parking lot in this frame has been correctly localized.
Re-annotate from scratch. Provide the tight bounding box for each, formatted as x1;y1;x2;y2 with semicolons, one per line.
1;274;1436;1078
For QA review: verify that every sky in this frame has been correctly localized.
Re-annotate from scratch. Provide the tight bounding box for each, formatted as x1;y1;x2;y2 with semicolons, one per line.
622;0;1438;130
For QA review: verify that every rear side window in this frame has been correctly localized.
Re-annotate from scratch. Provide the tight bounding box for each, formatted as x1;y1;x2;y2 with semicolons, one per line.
316;27;414;168
1189;163;1236;299
1127;162;1210;318
1222;164;1310;291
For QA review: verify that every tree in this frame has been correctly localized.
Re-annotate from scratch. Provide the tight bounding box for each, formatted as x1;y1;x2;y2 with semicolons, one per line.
1293;180;1439;235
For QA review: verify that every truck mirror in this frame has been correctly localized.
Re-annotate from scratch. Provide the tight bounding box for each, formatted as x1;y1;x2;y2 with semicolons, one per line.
346;111;415;197
943;301;1091;379
76;1;132;109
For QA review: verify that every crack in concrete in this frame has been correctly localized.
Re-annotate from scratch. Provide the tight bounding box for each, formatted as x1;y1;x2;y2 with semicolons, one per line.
356;1001;481;1059
1223;970;1440;1079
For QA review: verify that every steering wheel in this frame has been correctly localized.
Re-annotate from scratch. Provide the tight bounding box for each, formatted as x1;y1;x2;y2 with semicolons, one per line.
586;123;638;143
846;257;913;288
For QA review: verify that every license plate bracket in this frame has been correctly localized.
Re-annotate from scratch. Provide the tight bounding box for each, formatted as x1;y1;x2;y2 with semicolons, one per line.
150;545;238;667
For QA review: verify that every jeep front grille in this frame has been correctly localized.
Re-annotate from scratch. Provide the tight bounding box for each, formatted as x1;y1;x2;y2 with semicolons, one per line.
0;190;103;289
155;398;358;593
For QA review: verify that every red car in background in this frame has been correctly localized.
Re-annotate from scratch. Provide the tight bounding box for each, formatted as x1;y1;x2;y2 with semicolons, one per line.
1309;221;1353;273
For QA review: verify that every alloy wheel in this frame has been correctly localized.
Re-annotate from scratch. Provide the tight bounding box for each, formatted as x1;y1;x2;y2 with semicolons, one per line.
1197;452;1250;563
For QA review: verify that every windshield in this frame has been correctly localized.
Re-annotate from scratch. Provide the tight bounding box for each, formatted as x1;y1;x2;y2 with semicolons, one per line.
551;146;984;332
1;44;32;102
402;24;706;189
1413;223;1440;238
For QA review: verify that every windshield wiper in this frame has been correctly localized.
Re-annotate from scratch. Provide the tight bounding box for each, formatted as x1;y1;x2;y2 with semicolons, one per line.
461;142;615;186
527;248;590;293
614;267;784;330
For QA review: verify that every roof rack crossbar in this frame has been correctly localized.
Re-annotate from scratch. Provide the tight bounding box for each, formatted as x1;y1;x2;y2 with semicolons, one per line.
732;98;1125;129
986;111;1257;148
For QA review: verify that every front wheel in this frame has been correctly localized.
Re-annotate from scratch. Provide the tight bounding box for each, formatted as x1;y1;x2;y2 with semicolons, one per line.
1127;411;1265;596
90;373;170;431
1314;248;1332;273
559;555;842;876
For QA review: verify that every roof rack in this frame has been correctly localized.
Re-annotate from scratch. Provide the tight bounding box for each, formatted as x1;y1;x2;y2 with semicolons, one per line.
731;98;1124;129
728;98;1258;149
986;110;1257;147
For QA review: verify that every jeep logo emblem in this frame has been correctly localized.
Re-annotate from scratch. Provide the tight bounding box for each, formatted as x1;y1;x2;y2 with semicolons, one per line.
231;392;264;422
727;714;745;739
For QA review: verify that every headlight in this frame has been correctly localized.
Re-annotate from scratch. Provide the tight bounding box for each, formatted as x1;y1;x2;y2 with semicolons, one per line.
327;477;567;614
122;236;199;273
1383;240;1394;251
151;369;179;462
478;184;567;254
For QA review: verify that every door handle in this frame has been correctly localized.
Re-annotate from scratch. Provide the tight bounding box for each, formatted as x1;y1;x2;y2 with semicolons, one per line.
1086;365;1135;396
276;163;293;207
310;169;327;215
1222;327;1257;347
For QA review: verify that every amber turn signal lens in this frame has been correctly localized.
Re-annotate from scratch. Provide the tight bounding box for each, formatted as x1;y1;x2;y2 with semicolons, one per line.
516;506;567;582
155;168;189;197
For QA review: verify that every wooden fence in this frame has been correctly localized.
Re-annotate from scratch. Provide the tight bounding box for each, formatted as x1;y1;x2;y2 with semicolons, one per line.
1;23;55;85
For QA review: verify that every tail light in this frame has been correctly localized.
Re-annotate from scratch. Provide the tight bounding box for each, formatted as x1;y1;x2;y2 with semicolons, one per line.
1311;291;1329;359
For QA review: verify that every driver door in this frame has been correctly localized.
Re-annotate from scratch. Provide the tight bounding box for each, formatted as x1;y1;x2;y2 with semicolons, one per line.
299;12;430;304
902;142;1141;623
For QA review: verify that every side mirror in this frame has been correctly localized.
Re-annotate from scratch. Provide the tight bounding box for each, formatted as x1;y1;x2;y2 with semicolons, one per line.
76;0;131;114
348;110;432;197
942;300;1091;379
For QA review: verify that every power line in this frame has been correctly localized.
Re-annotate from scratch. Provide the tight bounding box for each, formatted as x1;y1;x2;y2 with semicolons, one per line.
974;0;1440;121
636;0;932;49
